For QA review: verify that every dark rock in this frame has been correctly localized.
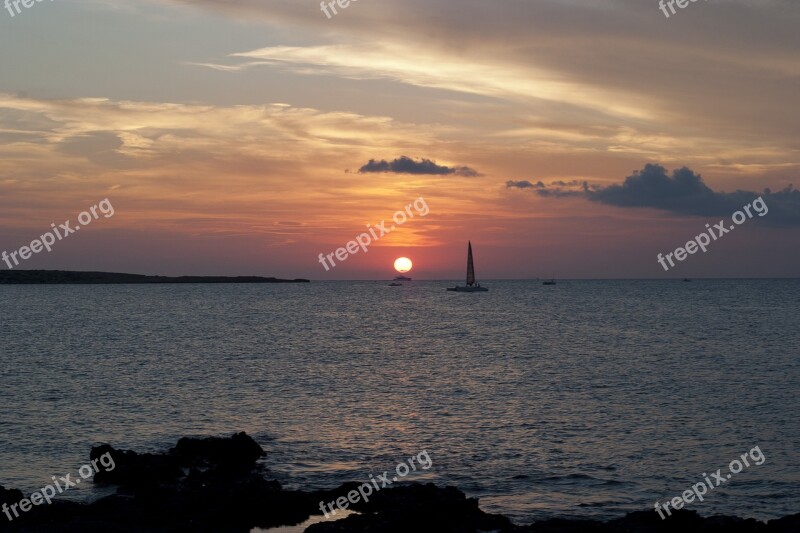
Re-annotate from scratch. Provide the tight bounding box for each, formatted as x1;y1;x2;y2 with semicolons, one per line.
307;483;515;533
90;432;264;489
170;431;265;470
520;517;612;532
1;485;24;506
703;514;771;532
766;513;800;532
605;509;708;532
90;443;183;487
2;434;797;532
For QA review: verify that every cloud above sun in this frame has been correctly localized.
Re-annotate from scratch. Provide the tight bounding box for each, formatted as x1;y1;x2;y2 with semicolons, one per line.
0;0;798;277
359;156;480;177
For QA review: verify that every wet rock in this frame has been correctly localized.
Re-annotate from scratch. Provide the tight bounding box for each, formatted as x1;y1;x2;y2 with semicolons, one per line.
766;513;800;532
90;444;183;487
0;485;24;507
170;431;264;470
307;483;515;532
90;432;265;489
513;509;800;532
3;434;798;532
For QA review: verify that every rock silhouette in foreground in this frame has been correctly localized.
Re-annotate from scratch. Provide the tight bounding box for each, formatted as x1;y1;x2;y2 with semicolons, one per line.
2;433;798;532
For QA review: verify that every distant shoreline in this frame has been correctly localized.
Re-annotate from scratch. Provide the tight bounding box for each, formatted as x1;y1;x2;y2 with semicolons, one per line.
0;270;310;284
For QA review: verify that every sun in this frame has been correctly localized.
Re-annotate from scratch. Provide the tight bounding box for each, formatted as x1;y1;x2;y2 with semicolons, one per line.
394;257;413;273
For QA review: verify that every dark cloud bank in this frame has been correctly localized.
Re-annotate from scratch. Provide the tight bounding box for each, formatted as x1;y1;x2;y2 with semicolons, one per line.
359;156;480;177
507;164;800;226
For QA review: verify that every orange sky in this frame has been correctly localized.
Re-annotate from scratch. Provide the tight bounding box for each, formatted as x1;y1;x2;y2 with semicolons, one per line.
0;0;798;279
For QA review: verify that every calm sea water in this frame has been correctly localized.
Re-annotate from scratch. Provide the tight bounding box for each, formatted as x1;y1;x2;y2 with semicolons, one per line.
0;280;798;524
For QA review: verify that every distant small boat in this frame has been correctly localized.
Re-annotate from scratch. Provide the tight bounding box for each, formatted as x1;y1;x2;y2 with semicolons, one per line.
388;282;402;287
683;278;692;282
543;272;556;285
447;241;488;292
394;275;412;281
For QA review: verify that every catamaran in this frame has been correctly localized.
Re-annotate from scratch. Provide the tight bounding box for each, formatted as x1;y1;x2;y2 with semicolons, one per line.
447;241;488;292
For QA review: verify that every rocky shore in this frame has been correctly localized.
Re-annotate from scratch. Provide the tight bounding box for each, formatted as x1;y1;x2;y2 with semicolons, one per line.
1;433;797;532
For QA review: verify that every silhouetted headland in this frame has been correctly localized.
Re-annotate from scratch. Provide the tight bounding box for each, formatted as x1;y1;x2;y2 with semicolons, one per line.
1;433;797;532
0;270;310;284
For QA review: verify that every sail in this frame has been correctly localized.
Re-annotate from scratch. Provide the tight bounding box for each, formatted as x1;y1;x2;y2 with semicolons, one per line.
466;241;475;286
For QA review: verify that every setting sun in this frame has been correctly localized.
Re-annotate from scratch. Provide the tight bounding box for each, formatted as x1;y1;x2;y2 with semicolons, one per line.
394;257;413;273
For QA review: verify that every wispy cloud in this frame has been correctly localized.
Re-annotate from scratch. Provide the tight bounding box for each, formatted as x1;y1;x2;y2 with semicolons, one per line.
0;94;449;233
192;43;656;121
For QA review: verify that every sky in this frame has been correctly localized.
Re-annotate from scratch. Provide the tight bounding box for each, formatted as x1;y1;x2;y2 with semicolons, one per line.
0;0;798;280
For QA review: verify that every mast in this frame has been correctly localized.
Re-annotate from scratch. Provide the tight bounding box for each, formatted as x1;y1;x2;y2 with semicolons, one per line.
466;241;475;286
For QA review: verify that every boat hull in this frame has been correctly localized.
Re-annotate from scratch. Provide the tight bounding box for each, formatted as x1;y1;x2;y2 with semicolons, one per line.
447;286;488;292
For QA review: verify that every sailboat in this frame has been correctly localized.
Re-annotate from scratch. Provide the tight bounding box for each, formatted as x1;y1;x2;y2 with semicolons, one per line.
447;241;488;292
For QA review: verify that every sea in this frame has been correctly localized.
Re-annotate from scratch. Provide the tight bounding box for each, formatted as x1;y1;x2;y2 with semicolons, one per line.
1;279;798;525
